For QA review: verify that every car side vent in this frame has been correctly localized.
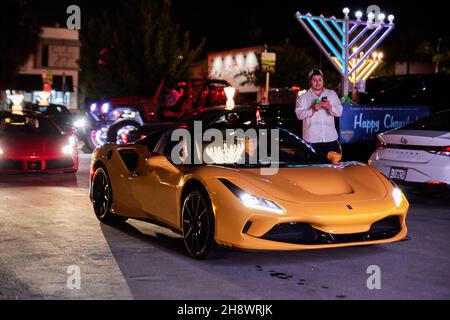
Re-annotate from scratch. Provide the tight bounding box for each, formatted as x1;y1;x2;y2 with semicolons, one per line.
118;149;139;172
242;221;252;234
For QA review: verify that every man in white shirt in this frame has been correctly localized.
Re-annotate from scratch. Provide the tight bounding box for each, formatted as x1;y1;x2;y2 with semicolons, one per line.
295;69;343;158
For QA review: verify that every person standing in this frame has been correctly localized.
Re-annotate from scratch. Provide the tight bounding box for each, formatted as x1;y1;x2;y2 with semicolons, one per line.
295;69;343;158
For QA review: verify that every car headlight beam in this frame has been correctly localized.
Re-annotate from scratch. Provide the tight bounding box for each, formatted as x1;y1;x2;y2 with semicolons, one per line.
62;145;73;154
73;118;86;128
62;136;76;154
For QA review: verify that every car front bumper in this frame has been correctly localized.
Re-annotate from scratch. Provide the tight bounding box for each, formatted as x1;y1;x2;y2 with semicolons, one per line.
0;155;78;173
211;192;409;251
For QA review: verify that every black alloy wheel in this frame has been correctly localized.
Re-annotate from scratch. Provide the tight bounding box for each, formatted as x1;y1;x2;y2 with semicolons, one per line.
92;167;126;224
182;190;215;259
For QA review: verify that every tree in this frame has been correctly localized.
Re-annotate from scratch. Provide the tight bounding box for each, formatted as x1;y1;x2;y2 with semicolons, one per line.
0;0;40;89
80;0;205;99
267;39;317;89
417;39;450;74
256;39;340;91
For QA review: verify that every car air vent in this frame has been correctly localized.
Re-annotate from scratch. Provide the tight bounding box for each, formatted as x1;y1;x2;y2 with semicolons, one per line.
0;159;23;170
46;158;74;170
118;149;139;172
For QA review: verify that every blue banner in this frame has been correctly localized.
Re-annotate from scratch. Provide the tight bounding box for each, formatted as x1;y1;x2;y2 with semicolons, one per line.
339;104;431;144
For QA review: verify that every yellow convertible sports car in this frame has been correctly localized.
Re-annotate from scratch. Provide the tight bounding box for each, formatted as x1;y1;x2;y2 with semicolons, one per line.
89;123;409;259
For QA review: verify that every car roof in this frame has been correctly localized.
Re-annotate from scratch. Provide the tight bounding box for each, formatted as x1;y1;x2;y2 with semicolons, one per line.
202;104;294;112
27;103;68;109
0;111;46;118
203;105;257;112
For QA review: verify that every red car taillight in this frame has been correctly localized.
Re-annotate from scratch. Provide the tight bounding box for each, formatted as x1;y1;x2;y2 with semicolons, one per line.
377;141;387;149
121;133;129;144
427;146;450;157
426;180;449;185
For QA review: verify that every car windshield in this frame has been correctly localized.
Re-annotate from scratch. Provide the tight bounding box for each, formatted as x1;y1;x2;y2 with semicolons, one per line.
0;115;60;135
162;126;323;167
29;104;70;115
185;108;257;127
401;110;450;131
195;82;228;108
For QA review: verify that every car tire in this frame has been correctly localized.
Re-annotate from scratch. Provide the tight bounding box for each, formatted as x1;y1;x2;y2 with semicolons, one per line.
106;120;141;144
181;188;218;259
84;129;99;152
81;141;93;153
91;167;127;224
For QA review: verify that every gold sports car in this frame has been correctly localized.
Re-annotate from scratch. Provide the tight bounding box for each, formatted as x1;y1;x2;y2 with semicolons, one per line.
89;124;409;259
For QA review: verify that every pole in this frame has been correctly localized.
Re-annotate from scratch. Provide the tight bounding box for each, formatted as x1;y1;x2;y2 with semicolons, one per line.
436;38;442;73
263;45;270;105
264;72;270;105
343;18;349;97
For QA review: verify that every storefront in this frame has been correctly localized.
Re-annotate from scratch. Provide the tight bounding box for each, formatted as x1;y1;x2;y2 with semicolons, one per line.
207;45;280;103
1;27;80;111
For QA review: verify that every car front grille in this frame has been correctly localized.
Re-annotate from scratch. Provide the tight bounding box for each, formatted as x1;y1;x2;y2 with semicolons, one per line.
45;158;74;170
261;216;402;245
27;160;42;171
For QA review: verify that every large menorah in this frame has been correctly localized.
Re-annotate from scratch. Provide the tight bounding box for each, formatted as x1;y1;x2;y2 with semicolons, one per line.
295;7;395;97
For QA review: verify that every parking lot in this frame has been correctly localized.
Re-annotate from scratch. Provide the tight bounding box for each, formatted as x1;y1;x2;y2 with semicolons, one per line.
0;153;449;299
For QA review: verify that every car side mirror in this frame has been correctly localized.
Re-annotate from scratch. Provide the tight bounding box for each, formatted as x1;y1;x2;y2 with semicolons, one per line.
327;151;342;164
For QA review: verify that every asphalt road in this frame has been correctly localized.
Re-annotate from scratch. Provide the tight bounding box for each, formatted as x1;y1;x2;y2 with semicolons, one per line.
0;153;449;300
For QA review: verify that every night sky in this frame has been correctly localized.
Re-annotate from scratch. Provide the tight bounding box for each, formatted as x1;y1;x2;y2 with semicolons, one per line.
29;0;447;60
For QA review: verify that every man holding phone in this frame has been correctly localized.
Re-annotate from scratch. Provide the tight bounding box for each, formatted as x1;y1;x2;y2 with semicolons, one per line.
295;69;343;158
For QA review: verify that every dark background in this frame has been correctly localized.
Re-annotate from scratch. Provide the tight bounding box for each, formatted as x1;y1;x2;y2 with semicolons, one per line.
29;0;446;59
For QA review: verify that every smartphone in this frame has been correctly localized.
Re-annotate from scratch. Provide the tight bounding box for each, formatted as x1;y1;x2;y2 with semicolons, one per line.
321;96;328;102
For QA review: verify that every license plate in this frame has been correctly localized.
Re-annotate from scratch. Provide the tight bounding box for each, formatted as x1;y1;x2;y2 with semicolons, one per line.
389;167;407;180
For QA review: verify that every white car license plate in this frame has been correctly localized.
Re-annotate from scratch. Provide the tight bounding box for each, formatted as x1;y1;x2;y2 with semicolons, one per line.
389;167;407;180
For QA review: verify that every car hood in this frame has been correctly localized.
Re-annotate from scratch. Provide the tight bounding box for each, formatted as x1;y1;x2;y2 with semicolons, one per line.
49;115;76;131
0;134;67;157
216;162;388;203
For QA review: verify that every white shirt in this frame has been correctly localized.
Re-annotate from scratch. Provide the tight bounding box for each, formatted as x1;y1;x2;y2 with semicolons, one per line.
295;88;343;143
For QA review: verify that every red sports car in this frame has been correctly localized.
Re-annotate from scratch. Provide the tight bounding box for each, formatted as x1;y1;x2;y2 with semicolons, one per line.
0;112;78;173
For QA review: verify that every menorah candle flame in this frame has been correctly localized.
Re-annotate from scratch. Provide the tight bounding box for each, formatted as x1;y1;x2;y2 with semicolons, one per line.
224;86;236;110
10;94;25;113
205;142;245;164
37;91;51;106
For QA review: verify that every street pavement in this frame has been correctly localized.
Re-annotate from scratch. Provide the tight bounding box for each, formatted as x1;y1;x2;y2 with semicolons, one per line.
0;153;449;299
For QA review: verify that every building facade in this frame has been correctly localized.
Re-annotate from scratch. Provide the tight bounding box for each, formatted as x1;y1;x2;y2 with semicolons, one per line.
3;27;80;110
207;45;281;103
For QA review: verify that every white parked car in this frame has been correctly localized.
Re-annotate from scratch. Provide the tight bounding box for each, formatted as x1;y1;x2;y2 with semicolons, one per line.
369;110;450;187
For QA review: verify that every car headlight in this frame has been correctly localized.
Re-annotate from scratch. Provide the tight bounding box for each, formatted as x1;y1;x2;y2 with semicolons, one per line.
239;192;285;214
219;178;285;214
73;118;86;128
101;103;110;114
392;187;403;207
62;145;73;154
0;147;3;155
62;136;76;154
